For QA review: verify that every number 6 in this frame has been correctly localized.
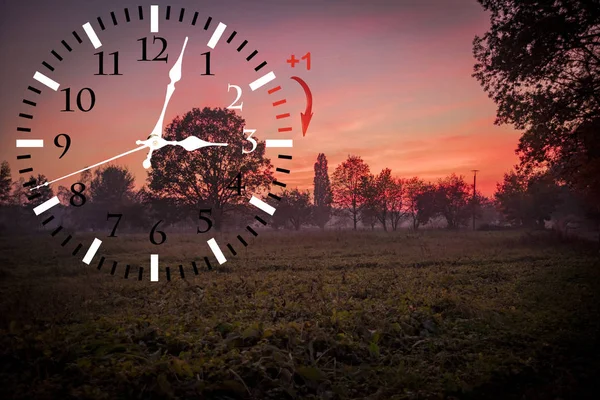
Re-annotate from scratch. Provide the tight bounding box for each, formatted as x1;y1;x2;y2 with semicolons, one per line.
242;129;257;154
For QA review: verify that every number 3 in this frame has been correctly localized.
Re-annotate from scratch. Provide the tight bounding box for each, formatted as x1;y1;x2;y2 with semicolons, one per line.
243;129;257;154
227;84;243;110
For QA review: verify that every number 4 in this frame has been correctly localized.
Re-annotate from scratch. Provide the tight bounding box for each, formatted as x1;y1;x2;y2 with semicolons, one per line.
228;173;246;195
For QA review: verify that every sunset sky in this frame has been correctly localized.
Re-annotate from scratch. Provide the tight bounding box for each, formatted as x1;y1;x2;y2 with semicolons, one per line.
0;0;521;197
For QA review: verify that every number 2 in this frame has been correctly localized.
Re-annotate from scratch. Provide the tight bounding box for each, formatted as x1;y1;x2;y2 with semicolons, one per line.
227;84;243;110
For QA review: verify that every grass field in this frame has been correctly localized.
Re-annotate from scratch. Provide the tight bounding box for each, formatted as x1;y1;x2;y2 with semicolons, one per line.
0;230;599;399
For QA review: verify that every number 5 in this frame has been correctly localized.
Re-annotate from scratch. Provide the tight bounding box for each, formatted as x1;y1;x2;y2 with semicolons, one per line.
242;129;257;154
197;209;213;233
227;84;243;110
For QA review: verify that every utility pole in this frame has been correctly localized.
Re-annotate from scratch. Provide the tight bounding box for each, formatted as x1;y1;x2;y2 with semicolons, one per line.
472;169;479;230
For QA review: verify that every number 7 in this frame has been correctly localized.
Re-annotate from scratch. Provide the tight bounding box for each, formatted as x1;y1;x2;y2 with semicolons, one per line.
107;213;123;237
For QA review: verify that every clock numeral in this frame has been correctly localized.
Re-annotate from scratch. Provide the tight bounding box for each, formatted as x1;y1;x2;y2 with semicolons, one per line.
54;133;71;159
228;172;246;195
149;220;167;245
95;51;122;75
197;208;213;233
137;36;168;63
200;51;214;76
61;88;96;112
242;128;257;154
70;183;86;207
227;84;243;110
107;213;123;237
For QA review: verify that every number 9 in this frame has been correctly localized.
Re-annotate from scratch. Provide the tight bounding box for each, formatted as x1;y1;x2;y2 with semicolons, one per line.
54;133;71;159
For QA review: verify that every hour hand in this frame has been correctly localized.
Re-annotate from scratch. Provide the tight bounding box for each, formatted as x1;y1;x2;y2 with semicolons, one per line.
135;136;228;169
172;136;228;151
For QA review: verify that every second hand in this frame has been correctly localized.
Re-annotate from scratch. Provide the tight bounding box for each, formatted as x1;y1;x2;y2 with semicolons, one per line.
30;145;149;191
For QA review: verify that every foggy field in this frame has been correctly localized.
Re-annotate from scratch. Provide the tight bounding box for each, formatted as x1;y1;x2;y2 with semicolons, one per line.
1;230;599;399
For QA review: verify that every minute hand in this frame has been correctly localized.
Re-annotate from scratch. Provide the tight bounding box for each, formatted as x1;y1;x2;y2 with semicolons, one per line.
149;36;189;139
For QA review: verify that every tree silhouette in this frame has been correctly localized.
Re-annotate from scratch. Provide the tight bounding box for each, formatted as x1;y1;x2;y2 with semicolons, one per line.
9;178;26;206
473;0;600;228
377;169;404;231
404;177;426;230
147;107;273;230
57;185;71;206
6;175;52;207
436;174;472;229
360;174;379;230
554;118;600;236
0;161;12;205
495;169;561;228
313;153;333;230
273;188;312;230
415;183;438;227
332;155;370;230
26;174;53;206
90;165;136;205
86;165;137;232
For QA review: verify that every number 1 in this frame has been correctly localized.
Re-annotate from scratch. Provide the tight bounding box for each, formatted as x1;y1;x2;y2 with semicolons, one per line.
201;52;214;76
301;52;311;70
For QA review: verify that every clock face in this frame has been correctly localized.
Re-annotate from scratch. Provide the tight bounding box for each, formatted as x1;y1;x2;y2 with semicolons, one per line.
8;5;299;281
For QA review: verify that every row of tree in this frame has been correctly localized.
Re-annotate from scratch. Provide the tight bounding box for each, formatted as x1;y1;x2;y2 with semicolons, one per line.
270;154;592;232
273;154;489;231
0;151;591;233
0;98;595;234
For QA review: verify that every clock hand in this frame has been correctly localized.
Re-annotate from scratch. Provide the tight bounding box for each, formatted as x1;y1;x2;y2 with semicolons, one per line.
136;136;228;168
169;136;228;151
148;36;188;140
140;36;188;169
30;145;149;191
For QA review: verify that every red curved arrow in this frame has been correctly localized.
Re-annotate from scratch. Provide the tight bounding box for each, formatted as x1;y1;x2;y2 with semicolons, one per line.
290;76;313;136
